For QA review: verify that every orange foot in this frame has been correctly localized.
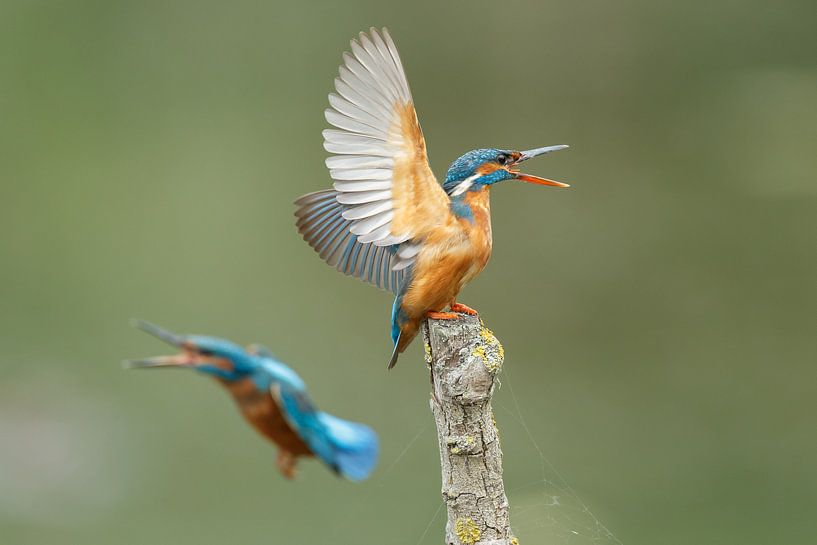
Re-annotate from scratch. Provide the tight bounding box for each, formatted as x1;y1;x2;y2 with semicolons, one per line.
276;450;298;479
426;310;459;320
450;302;478;316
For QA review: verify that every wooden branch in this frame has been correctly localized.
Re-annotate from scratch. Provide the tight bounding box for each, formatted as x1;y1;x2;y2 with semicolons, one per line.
422;314;516;545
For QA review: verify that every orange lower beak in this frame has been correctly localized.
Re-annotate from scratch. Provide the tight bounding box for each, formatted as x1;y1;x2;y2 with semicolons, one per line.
124;353;196;369
514;172;570;188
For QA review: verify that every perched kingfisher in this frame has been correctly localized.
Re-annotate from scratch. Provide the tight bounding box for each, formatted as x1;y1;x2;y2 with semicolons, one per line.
295;28;569;368
126;321;379;480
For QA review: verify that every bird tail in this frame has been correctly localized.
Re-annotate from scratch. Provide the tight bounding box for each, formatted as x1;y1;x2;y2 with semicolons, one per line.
317;412;379;481
387;313;420;369
388;295;404;369
387;340;400;370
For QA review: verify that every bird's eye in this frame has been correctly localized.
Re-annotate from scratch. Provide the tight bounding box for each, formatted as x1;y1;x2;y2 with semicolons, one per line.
198;349;214;357
496;154;508;165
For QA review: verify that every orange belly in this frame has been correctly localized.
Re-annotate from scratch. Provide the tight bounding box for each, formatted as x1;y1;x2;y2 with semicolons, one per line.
396;189;493;351
402;242;487;315
224;379;313;457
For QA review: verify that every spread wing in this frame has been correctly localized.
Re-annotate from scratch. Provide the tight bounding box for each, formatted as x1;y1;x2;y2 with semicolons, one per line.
270;384;335;466
294;190;406;293
296;27;451;287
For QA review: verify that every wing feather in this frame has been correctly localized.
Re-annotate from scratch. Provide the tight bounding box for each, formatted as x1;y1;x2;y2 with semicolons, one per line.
325;155;393;169
323;129;387;146
332;180;392;192
330;168;392;181
335;189;392;204
323;28;451;247
295;28;443;287
340;199;393;220
294;190;407;293
324;110;384;137
334;79;392;121
357;223;393;244
324;142;390;156
349;210;394;236
327;94;386;130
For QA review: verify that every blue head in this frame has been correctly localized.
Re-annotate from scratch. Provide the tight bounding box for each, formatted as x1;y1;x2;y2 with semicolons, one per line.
127;320;258;381
442;145;570;196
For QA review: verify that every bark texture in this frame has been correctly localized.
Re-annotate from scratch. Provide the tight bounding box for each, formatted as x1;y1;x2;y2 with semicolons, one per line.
422;314;515;545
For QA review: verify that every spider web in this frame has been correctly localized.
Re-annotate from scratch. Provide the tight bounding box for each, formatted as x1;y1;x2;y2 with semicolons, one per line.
400;365;623;545
371;363;623;545
495;367;623;545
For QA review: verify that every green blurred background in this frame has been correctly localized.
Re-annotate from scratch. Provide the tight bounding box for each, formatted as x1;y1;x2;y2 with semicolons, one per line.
2;1;816;544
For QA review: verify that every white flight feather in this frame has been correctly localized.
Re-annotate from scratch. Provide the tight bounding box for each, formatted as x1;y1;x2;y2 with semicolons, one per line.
336;189;392;204
324;28;430;248
340;200;393;220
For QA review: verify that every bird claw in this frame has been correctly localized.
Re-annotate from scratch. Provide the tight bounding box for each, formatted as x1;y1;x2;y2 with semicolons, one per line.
426;311;459;320
450;302;478;316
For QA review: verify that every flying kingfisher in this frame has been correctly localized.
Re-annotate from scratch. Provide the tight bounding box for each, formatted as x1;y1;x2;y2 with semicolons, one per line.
295;28;569;368
126;320;379;480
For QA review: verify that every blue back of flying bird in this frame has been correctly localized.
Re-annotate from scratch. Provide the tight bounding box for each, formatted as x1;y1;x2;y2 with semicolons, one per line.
127;321;378;480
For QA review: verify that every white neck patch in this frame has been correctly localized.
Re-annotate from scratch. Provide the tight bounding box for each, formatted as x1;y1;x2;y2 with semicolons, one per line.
450;173;481;197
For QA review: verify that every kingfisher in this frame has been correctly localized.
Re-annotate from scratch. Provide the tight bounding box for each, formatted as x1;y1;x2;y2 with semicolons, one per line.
126;320;379;481
295;28;569;368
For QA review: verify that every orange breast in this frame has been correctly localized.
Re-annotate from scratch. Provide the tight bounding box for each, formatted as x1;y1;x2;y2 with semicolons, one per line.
461;187;493;282
223;379;313;457
401;187;493;320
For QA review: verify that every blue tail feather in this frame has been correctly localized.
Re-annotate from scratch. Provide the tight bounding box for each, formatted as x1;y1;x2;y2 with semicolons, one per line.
275;385;378;480
316;413;379;481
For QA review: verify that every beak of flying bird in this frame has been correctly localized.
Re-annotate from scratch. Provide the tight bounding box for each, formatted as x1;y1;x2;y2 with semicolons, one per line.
508;145;570;187
124;320;200;369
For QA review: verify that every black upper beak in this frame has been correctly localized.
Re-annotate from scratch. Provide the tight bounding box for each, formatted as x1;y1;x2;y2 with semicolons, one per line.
517;144;569;163
131;319;185;347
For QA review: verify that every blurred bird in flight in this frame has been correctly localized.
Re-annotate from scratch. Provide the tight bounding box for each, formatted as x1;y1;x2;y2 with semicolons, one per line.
126;320;378;481
296;28;569;368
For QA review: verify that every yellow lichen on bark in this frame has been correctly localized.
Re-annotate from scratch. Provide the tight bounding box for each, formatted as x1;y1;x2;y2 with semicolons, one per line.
455;518;481;545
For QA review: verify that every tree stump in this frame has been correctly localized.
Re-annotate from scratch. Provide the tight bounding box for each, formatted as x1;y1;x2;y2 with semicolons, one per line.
423;314;515;545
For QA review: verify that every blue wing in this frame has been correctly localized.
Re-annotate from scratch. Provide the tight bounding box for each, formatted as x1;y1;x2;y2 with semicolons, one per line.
272;383;379;481
294;190;406;294
246;343;276;359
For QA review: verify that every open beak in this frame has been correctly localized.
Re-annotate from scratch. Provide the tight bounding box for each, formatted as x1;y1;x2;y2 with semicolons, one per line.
125;319;196;369
510;145;570;187
125;354;195;369
132;319;185;347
